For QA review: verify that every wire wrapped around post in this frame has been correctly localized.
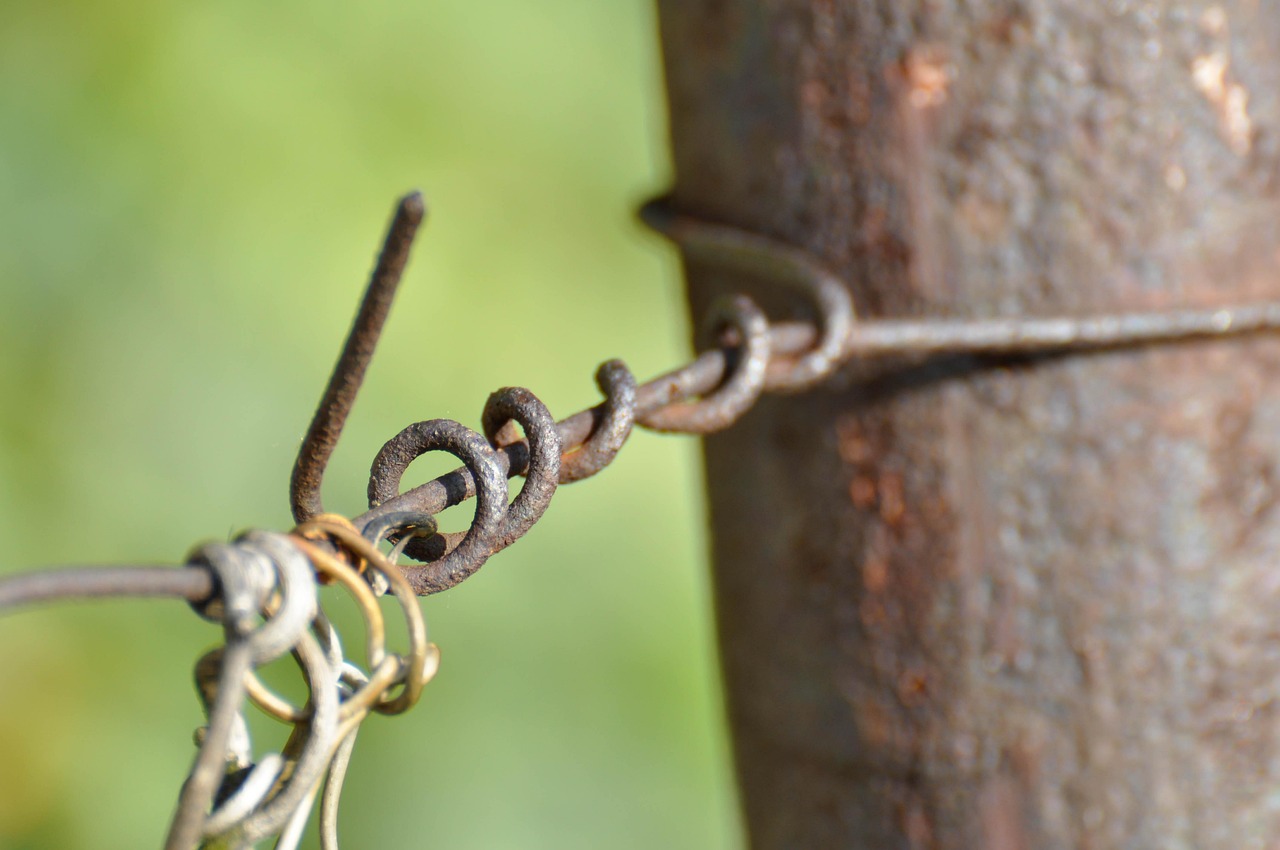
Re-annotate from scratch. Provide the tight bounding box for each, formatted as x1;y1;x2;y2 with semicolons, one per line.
4;190;1280;846
285;193;1280;595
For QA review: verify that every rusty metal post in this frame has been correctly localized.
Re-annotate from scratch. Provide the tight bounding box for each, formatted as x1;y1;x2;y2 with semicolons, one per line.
654;2;1280;847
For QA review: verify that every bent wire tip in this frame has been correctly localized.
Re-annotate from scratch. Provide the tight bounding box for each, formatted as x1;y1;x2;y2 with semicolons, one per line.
398;189;427;226
289;192;428;524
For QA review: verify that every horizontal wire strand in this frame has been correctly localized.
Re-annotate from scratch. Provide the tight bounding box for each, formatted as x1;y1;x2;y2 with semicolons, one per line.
5;195;1280;602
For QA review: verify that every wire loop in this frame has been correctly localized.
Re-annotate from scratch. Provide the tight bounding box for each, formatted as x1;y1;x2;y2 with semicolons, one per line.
641;197;855;392
559;360;637;483
367;418;510;593
481;386;562;551
7;190;1280;848
158;517;436;850
639;294;772;433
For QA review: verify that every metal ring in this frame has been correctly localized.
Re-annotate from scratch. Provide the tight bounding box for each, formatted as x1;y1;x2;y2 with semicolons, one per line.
480;386;561;552
298;516;433;714
559;360;637;483
222;627;339;845
234;531;322;665
641;197;854;392
367;419;509;594
637;294;771;433
761;266;853;391
359;510;439;551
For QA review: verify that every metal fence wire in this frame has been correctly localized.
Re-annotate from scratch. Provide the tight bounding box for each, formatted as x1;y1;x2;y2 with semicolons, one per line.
3;191;1280;848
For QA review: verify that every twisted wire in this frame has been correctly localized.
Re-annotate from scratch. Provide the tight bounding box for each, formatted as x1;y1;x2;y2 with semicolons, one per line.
6;190;1277;605
331;197;864;594
287;193;1280;596
2;190;1280;846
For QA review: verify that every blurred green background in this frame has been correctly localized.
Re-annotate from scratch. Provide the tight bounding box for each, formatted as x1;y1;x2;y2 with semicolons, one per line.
0;1;744;847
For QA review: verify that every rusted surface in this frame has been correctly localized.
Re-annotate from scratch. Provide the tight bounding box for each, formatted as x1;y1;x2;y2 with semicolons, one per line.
270;187;1280;599
6;206;1279;607
654;1;1280;847
337;193;1280;595
290;192;425;524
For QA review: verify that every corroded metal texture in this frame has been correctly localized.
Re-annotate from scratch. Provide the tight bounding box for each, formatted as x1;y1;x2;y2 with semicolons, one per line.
274;193;1280;599
654;1;1280;847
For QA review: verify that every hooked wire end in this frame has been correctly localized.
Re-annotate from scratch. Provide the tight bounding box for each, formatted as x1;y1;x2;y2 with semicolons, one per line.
289;191;426;524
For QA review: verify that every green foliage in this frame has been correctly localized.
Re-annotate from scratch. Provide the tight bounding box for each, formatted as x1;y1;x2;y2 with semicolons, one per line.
0;2;742;847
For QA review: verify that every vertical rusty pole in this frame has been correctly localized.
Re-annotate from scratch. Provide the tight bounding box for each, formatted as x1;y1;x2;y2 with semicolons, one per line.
654;2;1280;847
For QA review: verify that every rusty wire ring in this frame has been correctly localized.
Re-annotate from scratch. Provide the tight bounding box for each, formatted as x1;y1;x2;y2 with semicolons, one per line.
761;268;853;391
559;360;637;483
360;510;439;550
480;386;561;552
359;510;439;594
368;419;509;593
716;244;852;393
641;198;854;392
638;294;771;433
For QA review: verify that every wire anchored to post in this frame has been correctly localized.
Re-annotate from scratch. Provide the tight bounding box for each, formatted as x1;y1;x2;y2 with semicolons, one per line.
3;191;1280;848
292;193;1280;594
5;191;1280;604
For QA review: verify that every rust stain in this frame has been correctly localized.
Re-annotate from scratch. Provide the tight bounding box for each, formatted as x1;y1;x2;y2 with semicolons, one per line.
860;595;890;628
850;474;878;509
879;471;907;526
896;666;931;707
863;556;889;592
853;694;898;750
901;46;954;110
836;415;874;463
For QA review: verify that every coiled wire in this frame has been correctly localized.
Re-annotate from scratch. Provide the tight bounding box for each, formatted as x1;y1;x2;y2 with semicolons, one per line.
5;190;1280;847
278;192;1280;597
336;198;856;594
